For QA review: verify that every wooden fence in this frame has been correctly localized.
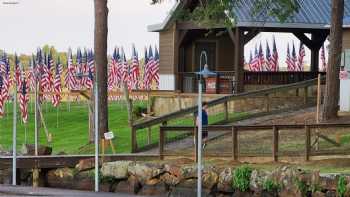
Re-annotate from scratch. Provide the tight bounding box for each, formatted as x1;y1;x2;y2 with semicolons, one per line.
132;77;323;153
159;123;350;161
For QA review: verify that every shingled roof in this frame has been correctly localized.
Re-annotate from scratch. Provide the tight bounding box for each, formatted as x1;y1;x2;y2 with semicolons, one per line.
148;0;350;32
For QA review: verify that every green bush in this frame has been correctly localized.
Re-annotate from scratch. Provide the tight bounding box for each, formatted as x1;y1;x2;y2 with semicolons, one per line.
263;179;280;192
337;176;347;197
133;104;147;118
232;166;253;192
295;179;309;196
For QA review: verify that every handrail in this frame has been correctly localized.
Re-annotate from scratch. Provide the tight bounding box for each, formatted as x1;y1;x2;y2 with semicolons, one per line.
133;77;323;130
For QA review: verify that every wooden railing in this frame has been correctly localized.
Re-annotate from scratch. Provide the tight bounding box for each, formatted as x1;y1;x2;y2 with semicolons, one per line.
131;77;323;153
177;71;325;93
159;123;350;161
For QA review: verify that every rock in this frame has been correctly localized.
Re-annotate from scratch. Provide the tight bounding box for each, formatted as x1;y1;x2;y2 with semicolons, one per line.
22;144;52;155
250;169;268;192
169;187;211;197
180;165;197;179
345;183;350;197
272;166;301;191
313;191;326;197
177;178;197;188
202;170;218;190
233;190;254;197
75;158;100;172
217;167;234;193
101;161;133;179
325;190;336;197
164;164;182;178
127;163;164;184
47;168;76;189
319;174;338;191
138;182;169;196
160;173;180;186
114;175;141;194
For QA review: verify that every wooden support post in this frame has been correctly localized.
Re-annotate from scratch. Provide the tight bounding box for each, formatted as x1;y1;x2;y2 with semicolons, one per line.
101;139;105;163
272;126;279;162
224;101;229;121
32;168;39;187
159;126;164;160
265;94;270;112
305;125;311;161
232;126;238;161
131;126;137;153
304;87;308;105
109;140;116;154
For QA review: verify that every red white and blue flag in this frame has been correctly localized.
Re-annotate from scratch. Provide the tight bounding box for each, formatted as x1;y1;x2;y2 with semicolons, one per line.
130;44;140;90
52;57;62;107
286;43;294;71
0;75;4;118
144;46;154;89
258;43;265;71
65;48;77;90
265;40;272;71
291;42;297;71
271;36;279;71
19;74;29;123
84;50;94;89
297;42;305;71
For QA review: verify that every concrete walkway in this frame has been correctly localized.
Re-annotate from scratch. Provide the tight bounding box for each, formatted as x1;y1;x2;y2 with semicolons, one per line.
0;185;135;197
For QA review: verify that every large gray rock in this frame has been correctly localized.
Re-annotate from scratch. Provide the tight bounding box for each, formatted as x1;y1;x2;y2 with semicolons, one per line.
101;161;133;179
217;167;234;193
180;165;197;179
250;170;269;192
202;170;219;190
127;163;164;184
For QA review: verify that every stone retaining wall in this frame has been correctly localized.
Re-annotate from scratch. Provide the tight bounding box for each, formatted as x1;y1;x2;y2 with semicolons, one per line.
1;160;347;197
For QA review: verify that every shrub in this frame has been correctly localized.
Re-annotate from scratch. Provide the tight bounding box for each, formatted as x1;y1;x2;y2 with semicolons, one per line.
232;166;253;192
133;104;147;118
263;179;280;192
337;176;347;197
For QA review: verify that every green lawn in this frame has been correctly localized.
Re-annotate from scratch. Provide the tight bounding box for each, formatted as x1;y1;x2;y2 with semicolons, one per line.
0;100;147;154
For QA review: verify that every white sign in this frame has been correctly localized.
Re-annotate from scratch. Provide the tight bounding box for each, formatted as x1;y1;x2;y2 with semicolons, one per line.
104;131;114;140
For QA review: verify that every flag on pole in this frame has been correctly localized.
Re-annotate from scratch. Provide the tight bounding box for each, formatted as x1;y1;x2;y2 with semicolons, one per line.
52;57;62;107
250;45;259;71
2;53;11;102
152;46;160;89
65;48;77;90
0;75;4;118
286;43;293;71
19;74;29;123
257;43;265;71
320;45;327;72
297;42;305;71
248;51;253;71
76;48;83;90
291;42;297;71
130;44;140;90
144;46;154;89
121;48;129;85
0;53;6;75
85;51;94;89
271;36;279;71
265;40;272;71
15;54;22;90
28;55;36;91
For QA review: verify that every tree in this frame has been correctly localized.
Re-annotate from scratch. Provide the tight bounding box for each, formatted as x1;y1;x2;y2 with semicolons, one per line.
94;0;109;137
322;0;344;121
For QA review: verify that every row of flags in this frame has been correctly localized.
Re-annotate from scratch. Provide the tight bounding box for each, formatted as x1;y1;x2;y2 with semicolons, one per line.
247;37;328;72
0;45;160;121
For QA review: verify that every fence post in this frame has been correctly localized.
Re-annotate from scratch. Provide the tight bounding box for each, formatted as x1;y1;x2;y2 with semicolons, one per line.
265;94;270;112
272;125;279;162
304;87;308;105
159;126;164;160
305;125;311;161
131;126;137;153
232;126;238;161
224;101;229;121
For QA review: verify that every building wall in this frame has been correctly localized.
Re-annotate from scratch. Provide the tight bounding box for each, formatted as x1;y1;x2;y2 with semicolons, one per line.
159;25;176;75
343;29;350;50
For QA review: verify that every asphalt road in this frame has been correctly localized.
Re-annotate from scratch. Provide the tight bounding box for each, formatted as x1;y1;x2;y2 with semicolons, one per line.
0;185;136;197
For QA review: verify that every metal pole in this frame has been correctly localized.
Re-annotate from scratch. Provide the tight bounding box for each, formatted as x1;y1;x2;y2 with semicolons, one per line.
94;71;99;192
12;82;17;185
197;80;202;197
34;77;38;156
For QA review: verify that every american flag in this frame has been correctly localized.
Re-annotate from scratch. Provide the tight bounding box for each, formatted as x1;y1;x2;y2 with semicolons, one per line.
65;48;77;90
81;49;89;89
271;36;279;71
291;42;297;71
108;47;119;90
297;42;305;71
151;46;160;88
28;55;36;91
286;43;294;71
85;51;94;89
144;46;154;90
248;51;253;71
0;53;6;74
265;40;272;71
121;48;129;84
19;75;29;123
76;48;83;90
250;45;259;72
2;53;11;102
320;45;327;72
130;44;140;89
0;75;4;118
52;57;62;107
258;43;265;71
15;54;22;91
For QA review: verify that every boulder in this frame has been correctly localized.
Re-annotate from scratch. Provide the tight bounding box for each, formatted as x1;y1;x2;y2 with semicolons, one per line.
75;158;101;172
319;174;338;191
176;178;197;188
217;167;234;193
101;161;133;179
250;169;268;193
22;144;52;155
127;163;164;184
138;181;169;196
202;170;219;190
164;164;182;178
180;165;197;179
160;173;181;186
114;175;141;194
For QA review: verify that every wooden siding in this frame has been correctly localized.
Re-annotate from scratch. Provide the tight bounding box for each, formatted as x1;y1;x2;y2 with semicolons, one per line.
343;29;350;50
159;25;176;74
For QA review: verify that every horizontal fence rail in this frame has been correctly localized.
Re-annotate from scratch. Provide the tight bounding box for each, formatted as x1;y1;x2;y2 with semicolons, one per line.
131;77;324;153
159;123;350;161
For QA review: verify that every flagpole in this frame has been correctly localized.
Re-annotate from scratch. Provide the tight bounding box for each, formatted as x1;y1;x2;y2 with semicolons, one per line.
94;65;99;192
56;105;59;128
12;78;17;186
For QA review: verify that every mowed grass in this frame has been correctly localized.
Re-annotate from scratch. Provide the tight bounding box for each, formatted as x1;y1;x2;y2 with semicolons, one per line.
0;100;148;154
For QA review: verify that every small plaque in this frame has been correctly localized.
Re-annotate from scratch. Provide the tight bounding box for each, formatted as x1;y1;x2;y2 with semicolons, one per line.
104;131;114;140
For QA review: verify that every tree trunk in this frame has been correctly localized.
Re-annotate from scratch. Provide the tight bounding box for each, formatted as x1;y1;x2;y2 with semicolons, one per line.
94;0;109;136
322;0;344;121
